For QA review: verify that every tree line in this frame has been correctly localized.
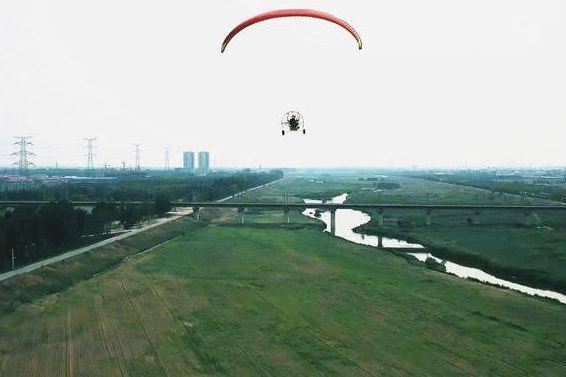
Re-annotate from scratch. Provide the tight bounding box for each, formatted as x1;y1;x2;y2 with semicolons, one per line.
1;170;282;202
0;198;172;272
414;172;566;203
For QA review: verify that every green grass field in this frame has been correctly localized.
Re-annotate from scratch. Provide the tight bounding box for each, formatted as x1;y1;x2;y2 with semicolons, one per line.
1;217;565;376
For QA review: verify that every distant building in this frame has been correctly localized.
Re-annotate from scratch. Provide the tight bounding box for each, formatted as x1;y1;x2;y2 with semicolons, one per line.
198;151;210;174
183;151;195;172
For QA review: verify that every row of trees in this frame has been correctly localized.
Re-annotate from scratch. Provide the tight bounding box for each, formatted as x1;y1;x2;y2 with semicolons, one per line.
0;198;172;272
415;172;566;202
0;170;283;202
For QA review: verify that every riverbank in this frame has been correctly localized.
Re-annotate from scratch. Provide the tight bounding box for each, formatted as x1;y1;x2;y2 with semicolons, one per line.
304;193;566;304
341;175;566;295
360;219;566;295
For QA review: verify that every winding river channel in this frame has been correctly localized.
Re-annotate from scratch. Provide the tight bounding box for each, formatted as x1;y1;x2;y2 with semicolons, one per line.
303;193;566;305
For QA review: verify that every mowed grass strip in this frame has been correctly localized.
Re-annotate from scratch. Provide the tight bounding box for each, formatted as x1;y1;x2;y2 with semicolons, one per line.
1;222;566;376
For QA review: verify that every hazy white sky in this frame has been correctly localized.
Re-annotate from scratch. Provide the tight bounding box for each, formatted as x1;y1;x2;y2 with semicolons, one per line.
1;0;565;168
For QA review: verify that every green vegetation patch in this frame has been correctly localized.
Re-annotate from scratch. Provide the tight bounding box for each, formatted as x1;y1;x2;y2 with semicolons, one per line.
0;218;201;315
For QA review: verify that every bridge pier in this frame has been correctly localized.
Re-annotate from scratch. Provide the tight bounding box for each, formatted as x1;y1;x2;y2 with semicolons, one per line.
425;209;432;226
330;209;337;235
377;209;384;227
238;208;245;225
524;211;531;226
473;209;481;225
284;207;290;224
193;207;200;221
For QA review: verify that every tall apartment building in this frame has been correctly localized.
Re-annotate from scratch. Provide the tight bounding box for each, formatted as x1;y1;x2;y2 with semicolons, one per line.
198;151;210;174
183;151;195;172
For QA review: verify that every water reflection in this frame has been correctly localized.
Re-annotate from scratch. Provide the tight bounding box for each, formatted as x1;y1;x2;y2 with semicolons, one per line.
410;253;566;304
303;194;423;249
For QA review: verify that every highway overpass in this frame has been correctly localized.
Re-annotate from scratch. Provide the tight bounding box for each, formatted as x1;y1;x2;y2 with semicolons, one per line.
2;200;566;211
2;200;566;233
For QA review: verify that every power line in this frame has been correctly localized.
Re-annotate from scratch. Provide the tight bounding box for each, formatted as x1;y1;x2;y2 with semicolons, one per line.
84;137;97;172
12;136;35;176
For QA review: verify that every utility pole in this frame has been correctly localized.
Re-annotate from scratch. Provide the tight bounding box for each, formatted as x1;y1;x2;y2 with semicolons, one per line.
133;143;142;171
84;137;96;173
12;136;35;176
11;248;15;270
165;147;171;170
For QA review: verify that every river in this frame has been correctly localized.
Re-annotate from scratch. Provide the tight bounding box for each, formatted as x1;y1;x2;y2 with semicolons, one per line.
303;193;566;305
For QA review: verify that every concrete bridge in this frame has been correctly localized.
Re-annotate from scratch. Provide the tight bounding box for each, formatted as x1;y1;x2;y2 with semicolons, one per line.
2;200;566;234
183;202;566;232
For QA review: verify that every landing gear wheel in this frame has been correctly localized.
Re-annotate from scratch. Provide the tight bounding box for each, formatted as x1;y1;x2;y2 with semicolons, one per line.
303;129;306;135
282;130;285;136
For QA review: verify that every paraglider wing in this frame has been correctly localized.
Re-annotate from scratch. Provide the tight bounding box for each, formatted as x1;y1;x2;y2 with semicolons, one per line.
221;9;363;52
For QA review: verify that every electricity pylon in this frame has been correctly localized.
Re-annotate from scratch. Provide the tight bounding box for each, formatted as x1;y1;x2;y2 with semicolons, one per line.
12;136;35;176
133;143;142;171
84;137;97;172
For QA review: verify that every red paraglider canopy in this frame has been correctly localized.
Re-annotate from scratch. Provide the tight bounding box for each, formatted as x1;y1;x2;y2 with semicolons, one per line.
221;9;363;53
